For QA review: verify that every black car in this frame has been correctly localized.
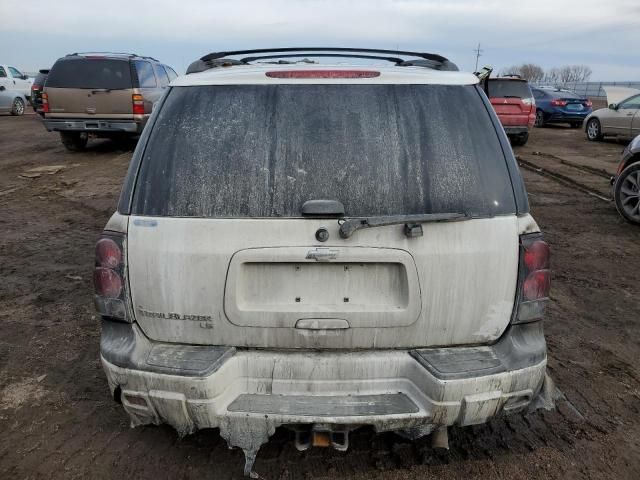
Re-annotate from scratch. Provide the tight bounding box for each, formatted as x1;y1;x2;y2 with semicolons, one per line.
31;69;49;115
612;134;640;224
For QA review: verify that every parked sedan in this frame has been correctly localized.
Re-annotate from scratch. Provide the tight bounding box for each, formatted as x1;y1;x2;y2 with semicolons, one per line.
584;94;640;141
532;87;592;128
0;85;26;115
612;134;640;224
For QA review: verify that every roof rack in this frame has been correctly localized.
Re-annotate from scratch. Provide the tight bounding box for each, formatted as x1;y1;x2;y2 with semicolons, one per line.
66;52;159;62
186;47;458;74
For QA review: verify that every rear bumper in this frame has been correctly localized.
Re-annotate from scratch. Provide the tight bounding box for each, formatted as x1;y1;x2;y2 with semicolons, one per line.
100;320;550;450
43;118;142;133
503;126;529;135
544;110;590;123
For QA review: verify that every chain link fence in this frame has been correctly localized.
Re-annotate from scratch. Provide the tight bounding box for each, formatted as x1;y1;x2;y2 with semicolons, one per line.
533;81;640;99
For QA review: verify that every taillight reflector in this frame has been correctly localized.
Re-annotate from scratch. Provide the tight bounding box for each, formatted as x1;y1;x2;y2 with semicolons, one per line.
265;70;380;79
551;99;568;107
132;94;144;114
584;100;593;107
41;92;49;113
524;240;550;271
94;267;123;298
96;238;122;269
523;270;551;300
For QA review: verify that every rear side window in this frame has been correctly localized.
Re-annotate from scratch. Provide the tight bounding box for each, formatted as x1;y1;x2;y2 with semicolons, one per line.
165;67;178;81
132;84;516;218
487;80;532;99
46;59;132;89
0;67;6;78
134;61;157;88
153;64;169;87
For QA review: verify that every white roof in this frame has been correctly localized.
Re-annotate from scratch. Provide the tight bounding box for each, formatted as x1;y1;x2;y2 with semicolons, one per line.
171;63;478;86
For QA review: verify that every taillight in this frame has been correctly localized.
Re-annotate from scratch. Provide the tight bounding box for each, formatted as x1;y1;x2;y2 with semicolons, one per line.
515;234;550;323
522;97;534;106
94;233;129;321
132;94;145;114
41;92;49;113
551;99;568;107
584;100;593;107
265;70;380;79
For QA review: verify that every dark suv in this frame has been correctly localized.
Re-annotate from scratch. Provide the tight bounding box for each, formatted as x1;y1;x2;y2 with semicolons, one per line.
42;53;178;151
31;69;49;116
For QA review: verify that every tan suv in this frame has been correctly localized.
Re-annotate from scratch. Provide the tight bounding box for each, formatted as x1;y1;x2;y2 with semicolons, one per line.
42;52;177;151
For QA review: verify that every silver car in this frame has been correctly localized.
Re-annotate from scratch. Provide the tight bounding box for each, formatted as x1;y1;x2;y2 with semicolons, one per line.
0;85;26;115
585;93;640;141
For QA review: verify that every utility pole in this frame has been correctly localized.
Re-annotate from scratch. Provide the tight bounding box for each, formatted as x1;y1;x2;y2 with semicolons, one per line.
473;43;483;71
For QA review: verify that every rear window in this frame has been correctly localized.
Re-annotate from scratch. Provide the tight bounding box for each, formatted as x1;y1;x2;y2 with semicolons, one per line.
487;79;532;99
548;90;581;99
131;84;516;218
46;58;132;89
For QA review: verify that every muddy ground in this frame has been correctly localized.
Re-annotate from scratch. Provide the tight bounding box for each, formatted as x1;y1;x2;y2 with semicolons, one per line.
1;113;639;479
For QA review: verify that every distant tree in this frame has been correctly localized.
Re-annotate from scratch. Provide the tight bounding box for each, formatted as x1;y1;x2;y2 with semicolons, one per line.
499;63;545;82
498;63;592;84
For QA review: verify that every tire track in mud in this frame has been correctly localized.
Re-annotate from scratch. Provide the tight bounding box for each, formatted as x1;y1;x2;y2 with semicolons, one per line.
517;155;611;202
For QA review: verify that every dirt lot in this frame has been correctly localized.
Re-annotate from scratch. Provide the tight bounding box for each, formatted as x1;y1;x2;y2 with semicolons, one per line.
1;113;639;479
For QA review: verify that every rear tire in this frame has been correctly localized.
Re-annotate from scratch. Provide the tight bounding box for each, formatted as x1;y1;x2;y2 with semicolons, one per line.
10;97;25;116
586;118;603;141
614;162;640;225
534;110;545;127
510;133;529;147
60;132;88;152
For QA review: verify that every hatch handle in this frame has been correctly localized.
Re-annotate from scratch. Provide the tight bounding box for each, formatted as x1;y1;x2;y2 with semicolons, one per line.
301;199;345;217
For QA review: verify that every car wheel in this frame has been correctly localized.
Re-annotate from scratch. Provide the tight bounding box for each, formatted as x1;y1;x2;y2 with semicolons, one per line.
614;163;640;225
510;133;529;147
534;110;545;127
60;132;88;152
586;118;603;141
10;97;25;116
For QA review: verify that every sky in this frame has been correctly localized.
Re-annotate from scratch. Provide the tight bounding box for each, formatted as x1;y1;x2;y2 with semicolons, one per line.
1;0;639;80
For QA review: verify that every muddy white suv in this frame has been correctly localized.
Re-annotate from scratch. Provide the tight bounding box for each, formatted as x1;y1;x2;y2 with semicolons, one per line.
95;48;554;477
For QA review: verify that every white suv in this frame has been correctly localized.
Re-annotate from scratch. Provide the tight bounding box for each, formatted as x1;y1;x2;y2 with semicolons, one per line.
94;48;553;477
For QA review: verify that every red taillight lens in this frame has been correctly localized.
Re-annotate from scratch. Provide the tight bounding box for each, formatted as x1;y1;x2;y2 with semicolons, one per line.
96;238;122;269
94;233;129;321
516;235;550;323
94;267;123;298
266;70;380;79
524;240;550;271
523;270;551;300
132;94;144;114
41;93;49;113
585;100;593;107
551;99;568;107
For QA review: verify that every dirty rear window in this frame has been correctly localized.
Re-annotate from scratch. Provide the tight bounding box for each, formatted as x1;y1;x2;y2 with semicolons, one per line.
487;80;532;99
131;84;516;217
46;59;132;89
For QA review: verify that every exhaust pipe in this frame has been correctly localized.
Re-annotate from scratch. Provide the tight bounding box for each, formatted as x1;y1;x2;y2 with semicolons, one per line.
431;426;449;450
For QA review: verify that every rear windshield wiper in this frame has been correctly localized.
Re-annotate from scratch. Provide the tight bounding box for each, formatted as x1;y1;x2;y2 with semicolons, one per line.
338;212;468;239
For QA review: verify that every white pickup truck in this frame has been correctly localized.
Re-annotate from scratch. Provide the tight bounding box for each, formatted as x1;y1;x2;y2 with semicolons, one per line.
0;64;33;99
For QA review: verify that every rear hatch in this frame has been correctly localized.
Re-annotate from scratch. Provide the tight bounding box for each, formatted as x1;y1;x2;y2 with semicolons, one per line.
44;57;134;118
487;79;534;126
125;82;521;349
